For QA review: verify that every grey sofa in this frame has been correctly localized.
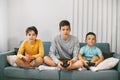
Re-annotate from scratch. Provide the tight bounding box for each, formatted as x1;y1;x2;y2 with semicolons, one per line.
0;42;120;80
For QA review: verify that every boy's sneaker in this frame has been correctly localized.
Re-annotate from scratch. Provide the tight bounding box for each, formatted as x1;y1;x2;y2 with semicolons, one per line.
78;67;87;71
89;67;97;72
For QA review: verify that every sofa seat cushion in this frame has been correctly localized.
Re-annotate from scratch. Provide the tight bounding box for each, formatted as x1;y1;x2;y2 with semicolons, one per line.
4;66;59;80
60;70;119;80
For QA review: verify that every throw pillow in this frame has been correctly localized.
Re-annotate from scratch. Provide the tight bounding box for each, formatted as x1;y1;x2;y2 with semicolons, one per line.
90;57;119;71
7;55;18;66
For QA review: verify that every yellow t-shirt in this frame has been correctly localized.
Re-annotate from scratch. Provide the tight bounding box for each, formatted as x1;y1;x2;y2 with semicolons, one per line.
17;39;44;58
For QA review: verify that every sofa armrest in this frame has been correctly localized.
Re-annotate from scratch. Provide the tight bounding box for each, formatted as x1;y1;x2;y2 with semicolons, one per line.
0;50;15;66
113;53;120;72
0;50;15;78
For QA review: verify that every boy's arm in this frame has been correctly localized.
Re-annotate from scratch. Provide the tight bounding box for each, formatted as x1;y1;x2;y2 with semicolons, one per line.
17;41;25;58
78;54;85;62
77;45;87;62
78;53;88;66
95;48;104;66
95;55;104;66
72;39;80;62
49;40;59;64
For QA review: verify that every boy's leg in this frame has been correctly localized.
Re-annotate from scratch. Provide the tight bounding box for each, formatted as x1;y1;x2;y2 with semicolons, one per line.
30;57;43;67
15;58;33;68
90;56;99;63
67;60;83;70
44;56;57;67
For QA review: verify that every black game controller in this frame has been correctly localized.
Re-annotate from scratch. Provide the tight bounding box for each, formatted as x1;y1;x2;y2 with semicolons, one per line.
87;62;95;66
61;61;70;68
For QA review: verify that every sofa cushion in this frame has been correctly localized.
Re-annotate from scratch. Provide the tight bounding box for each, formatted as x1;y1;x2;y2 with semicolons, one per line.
95;57;119;71
4;67;59;80
60;70;119;80
80;43;112;59
90;57;119;71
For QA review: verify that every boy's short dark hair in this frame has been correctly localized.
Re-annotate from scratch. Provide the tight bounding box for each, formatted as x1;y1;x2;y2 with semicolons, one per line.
26;26;38;35
59;20;70;30
86;32;96;39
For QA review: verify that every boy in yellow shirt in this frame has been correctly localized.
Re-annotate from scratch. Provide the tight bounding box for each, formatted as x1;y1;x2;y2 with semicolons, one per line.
15;26;44;68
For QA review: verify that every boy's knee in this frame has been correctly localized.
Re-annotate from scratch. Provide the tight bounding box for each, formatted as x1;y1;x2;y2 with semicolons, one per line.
93;56;99;58
77;60;83;67
43;56;50;61
91;56;99;62
30;57;43;67
44;56;48;60
15;58;22;64
93;56;99;60
36;57;43;63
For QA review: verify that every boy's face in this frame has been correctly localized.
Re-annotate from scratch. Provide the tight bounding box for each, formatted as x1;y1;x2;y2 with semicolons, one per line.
85;34;96;47
59;25;71;40
26;30;37;43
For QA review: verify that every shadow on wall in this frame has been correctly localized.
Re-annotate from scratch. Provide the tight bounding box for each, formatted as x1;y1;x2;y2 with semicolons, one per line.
8;37;19;51
40;29;57;41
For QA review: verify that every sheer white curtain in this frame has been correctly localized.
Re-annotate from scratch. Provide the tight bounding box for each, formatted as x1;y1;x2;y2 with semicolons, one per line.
72;0;120;53
0;0;8;52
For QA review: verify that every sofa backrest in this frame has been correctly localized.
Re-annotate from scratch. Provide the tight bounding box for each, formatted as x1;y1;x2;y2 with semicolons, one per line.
17;41;112;59
43;42;112;59
43;42;51;56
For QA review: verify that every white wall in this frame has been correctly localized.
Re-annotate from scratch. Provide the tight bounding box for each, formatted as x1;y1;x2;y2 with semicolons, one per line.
0;0;120;53
8;0;73;49
0;0;8;52
117;0;120;53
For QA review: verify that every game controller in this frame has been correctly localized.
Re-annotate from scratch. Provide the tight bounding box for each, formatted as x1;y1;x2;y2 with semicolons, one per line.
61;61;70;68
87;62;95;66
